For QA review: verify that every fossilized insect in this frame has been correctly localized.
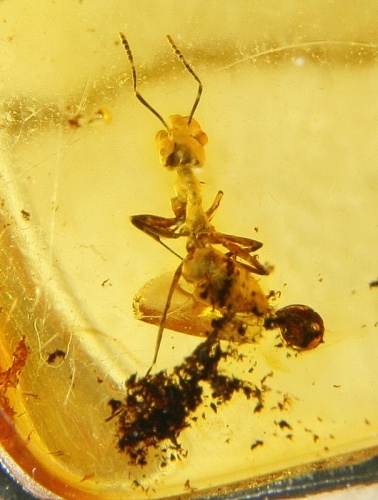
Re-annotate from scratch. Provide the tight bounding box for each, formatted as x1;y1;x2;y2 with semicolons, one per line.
119;34;323;370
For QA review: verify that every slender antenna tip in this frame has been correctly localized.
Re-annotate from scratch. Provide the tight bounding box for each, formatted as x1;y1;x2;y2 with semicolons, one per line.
165;34;203;124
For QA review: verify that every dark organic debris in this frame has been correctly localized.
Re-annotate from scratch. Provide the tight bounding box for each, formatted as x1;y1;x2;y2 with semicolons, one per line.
107;332;262;465
276;419;292;430
46;349;66;364
250;439;264;451
369;278;378;289
20;209;31;221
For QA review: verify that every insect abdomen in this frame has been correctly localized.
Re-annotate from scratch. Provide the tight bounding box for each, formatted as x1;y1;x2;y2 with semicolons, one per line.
182;247;269;317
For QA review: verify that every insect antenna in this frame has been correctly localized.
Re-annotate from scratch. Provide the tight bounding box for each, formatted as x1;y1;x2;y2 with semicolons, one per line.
166;35;203;125
119;32;169;130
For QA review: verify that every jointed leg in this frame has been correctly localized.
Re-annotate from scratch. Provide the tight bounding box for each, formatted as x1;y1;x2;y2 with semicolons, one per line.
216;233;270;275
206;191;223;221
130;213;183;259
146;261;184;374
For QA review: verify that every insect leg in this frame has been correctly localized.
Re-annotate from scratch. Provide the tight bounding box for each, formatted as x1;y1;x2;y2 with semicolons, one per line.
146;261;184;374
216;232;263;252
206;190;224;221
216;234;270;275
131;214;183;259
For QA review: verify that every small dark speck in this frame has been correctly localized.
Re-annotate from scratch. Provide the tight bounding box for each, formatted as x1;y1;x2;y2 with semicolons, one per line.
333;384;341;388
369;278;378;289
254;402;264;413
23;393;39;399
210;402;217;413
277;419;292;430
184;479;196;492
250;439;264;450
260;371;274;387
21;209;31;221
47;349;66;364
365;419;371;426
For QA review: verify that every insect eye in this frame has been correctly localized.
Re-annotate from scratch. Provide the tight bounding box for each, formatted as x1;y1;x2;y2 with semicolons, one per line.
165;151;177;167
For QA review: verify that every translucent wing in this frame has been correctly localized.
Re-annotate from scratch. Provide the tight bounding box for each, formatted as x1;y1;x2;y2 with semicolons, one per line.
133;272;264;343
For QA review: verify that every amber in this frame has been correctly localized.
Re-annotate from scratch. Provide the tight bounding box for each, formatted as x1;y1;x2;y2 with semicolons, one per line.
1;2;378;498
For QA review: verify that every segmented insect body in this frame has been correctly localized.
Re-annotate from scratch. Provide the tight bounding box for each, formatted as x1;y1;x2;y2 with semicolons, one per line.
119;33;323;369
182;247;269;317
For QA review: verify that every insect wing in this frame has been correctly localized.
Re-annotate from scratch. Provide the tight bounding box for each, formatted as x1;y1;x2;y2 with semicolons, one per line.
133;272;264;342
133;273;214;337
